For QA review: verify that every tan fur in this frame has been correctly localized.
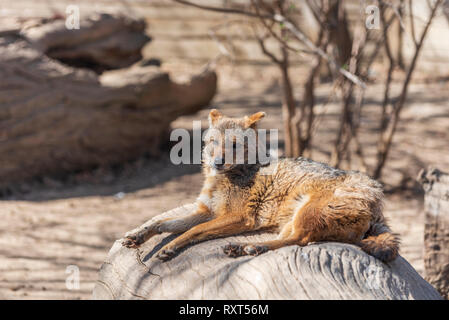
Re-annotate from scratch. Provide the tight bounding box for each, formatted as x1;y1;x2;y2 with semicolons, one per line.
123;110;400;263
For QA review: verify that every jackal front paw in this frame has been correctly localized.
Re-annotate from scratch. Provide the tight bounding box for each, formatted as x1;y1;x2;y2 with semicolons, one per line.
223;243;268;257
242;244;268;256
156;248;177;261
122;227;151;248
223;243;244;257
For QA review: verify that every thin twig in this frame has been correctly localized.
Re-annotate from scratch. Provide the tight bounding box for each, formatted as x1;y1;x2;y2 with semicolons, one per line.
252;23;283;65
305;0;325;24
362;12;396;78
172;0;269;18
273;14;366;88
379;1;396;133
250;0;311;56
408;0;418;47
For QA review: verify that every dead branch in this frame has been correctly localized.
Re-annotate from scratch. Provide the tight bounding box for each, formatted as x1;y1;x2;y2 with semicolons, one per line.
273;13;366;89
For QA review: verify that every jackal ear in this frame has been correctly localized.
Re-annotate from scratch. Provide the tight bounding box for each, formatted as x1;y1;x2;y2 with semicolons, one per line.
244;111;266;128
208;109;223;127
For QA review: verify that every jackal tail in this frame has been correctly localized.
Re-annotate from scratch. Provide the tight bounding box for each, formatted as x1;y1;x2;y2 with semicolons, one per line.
360;221;400;263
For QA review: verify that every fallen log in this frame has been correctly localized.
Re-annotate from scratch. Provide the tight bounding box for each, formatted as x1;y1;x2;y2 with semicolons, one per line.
0;14;217;191
93;204;442;300
22;13;151;73
418;167;449;299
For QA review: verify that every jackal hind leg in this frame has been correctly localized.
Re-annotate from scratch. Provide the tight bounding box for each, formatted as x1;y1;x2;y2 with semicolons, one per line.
223;197;318;258
223;237;302;257
223;229;314;258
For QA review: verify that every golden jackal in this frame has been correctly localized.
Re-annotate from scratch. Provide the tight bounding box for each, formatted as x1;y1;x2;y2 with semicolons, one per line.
123;109;400;262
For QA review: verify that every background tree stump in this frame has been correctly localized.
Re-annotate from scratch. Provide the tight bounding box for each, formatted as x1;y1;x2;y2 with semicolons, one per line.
0;14;217;192
418;167;449;299
93;204;442;300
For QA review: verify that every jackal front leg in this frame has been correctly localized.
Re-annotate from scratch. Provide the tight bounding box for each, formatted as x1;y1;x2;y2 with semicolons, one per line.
156;215;252;261
122;204;211;248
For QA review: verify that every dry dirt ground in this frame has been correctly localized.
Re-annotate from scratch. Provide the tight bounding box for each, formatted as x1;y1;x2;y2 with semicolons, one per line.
0;62;448;299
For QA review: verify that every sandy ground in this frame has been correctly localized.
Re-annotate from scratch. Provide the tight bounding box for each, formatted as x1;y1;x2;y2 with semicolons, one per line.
0;62;448;299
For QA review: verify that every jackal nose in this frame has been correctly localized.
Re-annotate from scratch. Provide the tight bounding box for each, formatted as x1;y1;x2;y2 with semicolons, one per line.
213;157;224;169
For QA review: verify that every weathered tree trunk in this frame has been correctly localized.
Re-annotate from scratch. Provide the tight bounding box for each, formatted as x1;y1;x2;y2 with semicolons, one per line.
93;204;442;300
418;167;449;299
0;14;217;191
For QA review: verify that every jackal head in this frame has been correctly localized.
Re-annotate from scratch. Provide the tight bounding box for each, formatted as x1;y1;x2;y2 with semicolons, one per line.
203;109;266;173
